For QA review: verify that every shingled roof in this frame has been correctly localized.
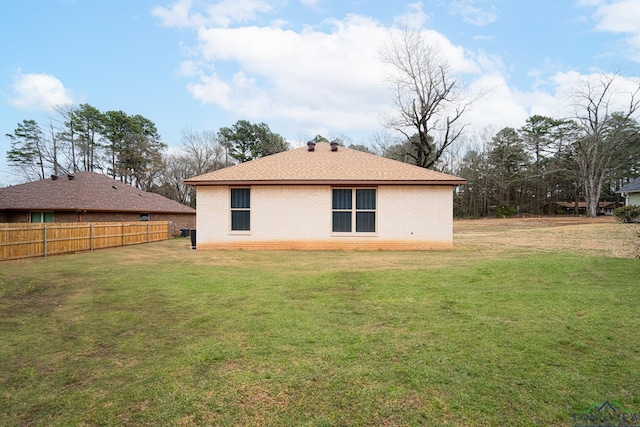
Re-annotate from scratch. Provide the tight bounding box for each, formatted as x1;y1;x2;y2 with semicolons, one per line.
619;177;640;193
185;142;467;186
0;171;195;214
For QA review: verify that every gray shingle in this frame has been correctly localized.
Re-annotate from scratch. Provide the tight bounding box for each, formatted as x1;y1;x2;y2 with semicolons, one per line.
619;177;640;193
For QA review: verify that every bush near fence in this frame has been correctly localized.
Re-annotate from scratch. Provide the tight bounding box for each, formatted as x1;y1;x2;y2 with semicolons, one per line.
0;221;169;261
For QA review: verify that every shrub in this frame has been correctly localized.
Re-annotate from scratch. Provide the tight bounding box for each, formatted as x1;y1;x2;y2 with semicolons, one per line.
614;206;640;223
495;204;518;218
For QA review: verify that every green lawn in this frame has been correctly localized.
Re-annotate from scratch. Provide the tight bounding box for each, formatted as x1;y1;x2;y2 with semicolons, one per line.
1;236;639;426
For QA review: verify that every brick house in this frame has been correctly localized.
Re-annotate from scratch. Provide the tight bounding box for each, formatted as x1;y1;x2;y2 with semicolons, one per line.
185;141;466;250
0;171;195;235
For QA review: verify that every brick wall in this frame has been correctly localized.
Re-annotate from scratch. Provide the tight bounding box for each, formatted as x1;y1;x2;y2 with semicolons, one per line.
196;184;455;250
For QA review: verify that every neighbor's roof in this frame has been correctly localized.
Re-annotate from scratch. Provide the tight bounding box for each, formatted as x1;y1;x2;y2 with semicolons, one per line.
0;171;195;214
185;142;467;186
618;177;640;193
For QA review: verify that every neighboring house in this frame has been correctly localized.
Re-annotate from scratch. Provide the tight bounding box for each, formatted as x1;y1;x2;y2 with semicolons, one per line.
618;177;640;207
553;201;617;216
0;171;195;235
185;141;466;250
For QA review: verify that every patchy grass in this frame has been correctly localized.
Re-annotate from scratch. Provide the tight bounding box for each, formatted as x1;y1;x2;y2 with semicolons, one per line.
1;217;639;426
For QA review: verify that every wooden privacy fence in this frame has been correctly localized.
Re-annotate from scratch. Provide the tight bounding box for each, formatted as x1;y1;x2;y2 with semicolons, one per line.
0;221;169;261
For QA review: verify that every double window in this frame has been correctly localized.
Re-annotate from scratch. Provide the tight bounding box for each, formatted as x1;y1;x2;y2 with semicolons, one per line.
30;211;54;223
332;188;376;233
231;188;250;231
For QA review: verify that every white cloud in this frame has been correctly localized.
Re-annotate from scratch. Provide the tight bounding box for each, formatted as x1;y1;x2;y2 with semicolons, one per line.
203;0;273;27
156;1;630;143
152;0;198;28
581;0;640;61
152;0;273;29
575;0;605;6
175;5;491;136
592;0;640;33
8;72;80;111
394;2;430;28
450;0;498;27
182;14;400;133
300;0;322;8
153;1;488;138
466;73;529;132
467;70;640;133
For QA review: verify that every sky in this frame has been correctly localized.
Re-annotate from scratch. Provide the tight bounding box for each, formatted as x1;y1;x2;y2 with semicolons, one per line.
2;0;640;185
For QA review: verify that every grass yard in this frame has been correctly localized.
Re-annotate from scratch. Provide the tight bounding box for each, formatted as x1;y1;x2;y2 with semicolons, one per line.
1;217;639;426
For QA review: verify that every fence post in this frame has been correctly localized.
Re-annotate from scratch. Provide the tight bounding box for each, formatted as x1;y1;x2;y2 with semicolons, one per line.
122;223;125;246
90;223;93;251
147;221;150;243
43;225;47;258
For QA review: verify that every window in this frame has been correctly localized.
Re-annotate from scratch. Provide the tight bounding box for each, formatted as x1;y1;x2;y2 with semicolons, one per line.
332;188;376;233
356;189;376;232
332;189;352;232
231;188;250;231
30;212;54;223
140;213;150;221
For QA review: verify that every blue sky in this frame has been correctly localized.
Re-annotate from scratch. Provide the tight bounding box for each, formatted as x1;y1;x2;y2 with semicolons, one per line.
2;0;640;185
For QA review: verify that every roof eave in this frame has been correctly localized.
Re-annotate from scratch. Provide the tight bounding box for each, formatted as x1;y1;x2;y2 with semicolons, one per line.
0;207;195;214
185;179;467;186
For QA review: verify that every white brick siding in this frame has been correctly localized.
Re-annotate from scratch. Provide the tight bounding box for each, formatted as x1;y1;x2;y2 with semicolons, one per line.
195;185;454;250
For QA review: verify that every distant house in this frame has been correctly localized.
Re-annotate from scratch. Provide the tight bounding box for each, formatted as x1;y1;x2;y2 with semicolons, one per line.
185;141;466;250
554;201;617;216
618;177;640;207
0;172;195;235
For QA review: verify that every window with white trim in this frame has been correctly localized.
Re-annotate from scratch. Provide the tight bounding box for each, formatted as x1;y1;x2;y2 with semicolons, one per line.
231;188;250;231
332;188;376;233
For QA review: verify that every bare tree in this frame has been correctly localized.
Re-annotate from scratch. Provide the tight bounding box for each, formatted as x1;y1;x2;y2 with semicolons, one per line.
51;104;80;173
380;26;476;170
571;72;640;218
155;129;229;207
181;129;229;175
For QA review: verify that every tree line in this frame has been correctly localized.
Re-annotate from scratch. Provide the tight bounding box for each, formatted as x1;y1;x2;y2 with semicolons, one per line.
6;99;640;218
451;112;640;218
6;104;167;190
6;27;640;218
5;111;289;207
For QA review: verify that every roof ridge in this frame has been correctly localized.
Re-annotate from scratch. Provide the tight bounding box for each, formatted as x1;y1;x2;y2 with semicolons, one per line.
186;142;466;185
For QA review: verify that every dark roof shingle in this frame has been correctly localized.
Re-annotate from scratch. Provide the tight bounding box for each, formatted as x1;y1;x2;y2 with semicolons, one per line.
0;172;195;214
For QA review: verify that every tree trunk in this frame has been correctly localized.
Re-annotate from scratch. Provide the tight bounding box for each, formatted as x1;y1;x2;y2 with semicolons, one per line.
584;175;599;218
